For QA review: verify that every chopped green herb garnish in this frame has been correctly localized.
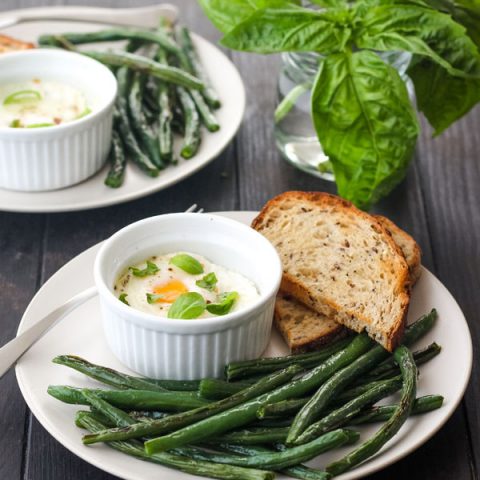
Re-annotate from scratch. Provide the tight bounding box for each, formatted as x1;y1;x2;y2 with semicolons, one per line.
206;291;239;316
119;293;129;306
168;292;206;319
170;254;204;275
27;123;56;128
3;89;42;105
9;119;22;128
146;293;165;304
129;260;159;278
76;107;92;119
196;272;218;291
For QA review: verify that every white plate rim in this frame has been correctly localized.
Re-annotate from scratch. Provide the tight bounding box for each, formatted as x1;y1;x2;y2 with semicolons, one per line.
0;11;246;213
14;211;473;480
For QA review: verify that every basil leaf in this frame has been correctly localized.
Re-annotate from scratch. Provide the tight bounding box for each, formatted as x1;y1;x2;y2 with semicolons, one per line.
168;292;206;319
198;0;301;34
196;272;218;291
311;50;419;209
221;8;352;54
129;260;159;277
355;5;480;79
119;293;129;306
169;254;204;275
206;291;239;316
146;293;165;304
408;59;480;135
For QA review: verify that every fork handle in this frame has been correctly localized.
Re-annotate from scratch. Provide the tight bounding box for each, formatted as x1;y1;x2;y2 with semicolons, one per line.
0;286;97;380
0;4;178;29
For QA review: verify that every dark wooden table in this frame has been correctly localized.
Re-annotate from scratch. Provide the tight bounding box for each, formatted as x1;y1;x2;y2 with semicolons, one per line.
0;1;478;479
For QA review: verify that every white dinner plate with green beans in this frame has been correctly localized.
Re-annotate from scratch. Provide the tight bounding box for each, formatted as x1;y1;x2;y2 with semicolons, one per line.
0;9;245;213
15;211;472;480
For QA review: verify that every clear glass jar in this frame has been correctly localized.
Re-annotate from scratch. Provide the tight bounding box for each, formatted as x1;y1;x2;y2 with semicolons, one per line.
274;51;413;181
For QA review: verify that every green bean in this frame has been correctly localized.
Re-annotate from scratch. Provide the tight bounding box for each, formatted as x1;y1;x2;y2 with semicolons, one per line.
81;365;302;445
286;309;437;444
172;429;358;470
82;390;136;428
177;86;201;158
144;379;201;391
128;73;163;168
199;378;251;400
156;48;174;164
257;398;307;419
215;444;331;480
190;89;220;132
52;355;168;392
327;345;418;475
349;395;444;425
76;412;274;480
38;29;181;56
333;375;401;406
84;50;203;90
115;67;159;177
104;128;127;188
48;385;209;412
360;342;441;383
144;334;373;454
213;427;289;445
294;377;402;445
177;26;221;109
226;337;352;381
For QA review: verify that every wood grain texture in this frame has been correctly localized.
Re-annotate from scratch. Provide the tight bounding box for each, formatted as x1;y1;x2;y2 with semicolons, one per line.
0;0;478;479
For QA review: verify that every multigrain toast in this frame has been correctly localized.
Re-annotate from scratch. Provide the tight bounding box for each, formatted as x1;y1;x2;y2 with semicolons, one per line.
274;216;421;352
252;192;411;351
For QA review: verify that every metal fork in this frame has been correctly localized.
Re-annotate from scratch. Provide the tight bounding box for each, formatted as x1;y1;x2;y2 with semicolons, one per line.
0;204;203;380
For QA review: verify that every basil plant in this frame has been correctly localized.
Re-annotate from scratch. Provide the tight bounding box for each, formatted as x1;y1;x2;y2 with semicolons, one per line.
199;0;480;209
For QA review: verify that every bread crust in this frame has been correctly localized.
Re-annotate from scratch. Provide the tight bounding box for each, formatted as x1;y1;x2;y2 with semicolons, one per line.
0;34;35;53
252;191;411;352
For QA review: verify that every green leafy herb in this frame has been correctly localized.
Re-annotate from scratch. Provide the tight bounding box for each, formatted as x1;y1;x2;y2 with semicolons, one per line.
196;272;218;291
311;50;419;209
119;293;129;306
3;89;42;105
170;254;204;275
146;293;165;304
168;292;206;319
206;291;239;316
27;123;56;128
9;119;22;128
200;0;480;209
129;260;159;277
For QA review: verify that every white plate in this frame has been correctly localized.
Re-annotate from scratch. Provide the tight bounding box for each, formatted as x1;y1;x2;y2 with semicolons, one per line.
15;211;472;480
0;10;245;213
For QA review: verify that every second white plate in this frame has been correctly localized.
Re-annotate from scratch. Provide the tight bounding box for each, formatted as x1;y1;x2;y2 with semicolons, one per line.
0;11;245;212
15;211;472;480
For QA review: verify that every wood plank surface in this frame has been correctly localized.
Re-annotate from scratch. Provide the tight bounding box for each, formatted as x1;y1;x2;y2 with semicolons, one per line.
0;1;478;479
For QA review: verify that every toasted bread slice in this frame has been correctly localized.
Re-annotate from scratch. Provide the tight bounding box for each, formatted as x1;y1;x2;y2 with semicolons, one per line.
274;215;421;352
375;215;422;285
252;191;411;351
274;294;346;352
0;35;35;54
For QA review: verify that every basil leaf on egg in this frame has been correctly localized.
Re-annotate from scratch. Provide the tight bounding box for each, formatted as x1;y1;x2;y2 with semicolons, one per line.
168;292;206;319
129;260;159;277
206;291;239;316
170;254;204;275
146;293;165;304
119;293;129;306
196;272;218;291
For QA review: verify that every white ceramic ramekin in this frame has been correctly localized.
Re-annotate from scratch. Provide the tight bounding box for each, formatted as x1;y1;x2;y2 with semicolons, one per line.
94;213;282;379
0;49;117;191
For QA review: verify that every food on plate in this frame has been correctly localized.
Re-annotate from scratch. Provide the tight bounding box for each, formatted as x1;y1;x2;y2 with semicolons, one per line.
274;211;422;353
252;191;411;352
114;252;259;319
0;34;34;53
37;22;221;188
0;79;91;128
48;309;443;479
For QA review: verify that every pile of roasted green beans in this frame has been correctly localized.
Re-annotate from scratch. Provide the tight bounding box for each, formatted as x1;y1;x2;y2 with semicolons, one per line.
38;21;221;188
48;309;443;480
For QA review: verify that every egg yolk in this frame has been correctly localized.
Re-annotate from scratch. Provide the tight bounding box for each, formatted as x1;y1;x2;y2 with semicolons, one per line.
153;279;188;303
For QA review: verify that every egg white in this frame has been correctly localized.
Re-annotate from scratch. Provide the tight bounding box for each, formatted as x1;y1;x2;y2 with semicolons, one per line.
115;252;260;318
